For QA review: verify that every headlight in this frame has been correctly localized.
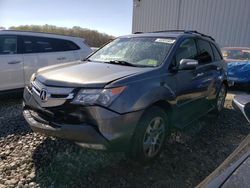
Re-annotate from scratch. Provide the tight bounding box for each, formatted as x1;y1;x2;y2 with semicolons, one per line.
29;73;36;87
72;86;126;106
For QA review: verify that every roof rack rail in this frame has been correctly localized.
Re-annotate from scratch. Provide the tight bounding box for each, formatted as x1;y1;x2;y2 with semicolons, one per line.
134;30;215;41
0;29;80;38
184;30;215;41
134;31;144;34
150;30;188;33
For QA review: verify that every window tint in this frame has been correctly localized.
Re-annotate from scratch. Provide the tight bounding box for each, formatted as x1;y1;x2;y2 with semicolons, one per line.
0;36;17;55
36;37;80;52
20;36;80;54
197;40;214;64
64;40;80;51
53;39;80;51
174;39;198;67
21;36;36;53
211;44;223;61
36;37;53;53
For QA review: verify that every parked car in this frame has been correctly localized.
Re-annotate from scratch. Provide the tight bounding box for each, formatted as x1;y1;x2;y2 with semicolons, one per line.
23;30;227;162
0;30;92;93
222;47;250;86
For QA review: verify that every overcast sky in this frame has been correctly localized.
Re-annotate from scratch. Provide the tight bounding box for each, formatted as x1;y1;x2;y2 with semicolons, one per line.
0;0;133;36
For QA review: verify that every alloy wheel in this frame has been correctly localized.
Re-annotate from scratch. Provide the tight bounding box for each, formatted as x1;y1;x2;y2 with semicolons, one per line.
143;117;165;158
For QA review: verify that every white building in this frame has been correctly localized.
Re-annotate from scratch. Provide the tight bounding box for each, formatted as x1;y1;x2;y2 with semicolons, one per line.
132;0;250;47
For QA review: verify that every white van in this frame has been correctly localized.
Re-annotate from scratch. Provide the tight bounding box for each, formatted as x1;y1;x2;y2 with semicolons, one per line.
0;30;92;92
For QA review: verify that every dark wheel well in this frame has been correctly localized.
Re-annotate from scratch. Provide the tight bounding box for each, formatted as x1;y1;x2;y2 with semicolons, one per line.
150;100;173;125
222;80;228;88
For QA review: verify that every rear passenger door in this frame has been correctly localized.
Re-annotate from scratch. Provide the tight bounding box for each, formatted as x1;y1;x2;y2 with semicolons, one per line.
36;37;69;67
0;35;24;91
36;37;79;66
196;39;219;108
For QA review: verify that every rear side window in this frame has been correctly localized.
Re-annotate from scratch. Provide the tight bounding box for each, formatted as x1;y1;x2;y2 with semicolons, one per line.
36;37;54;53
0;36;17;55
20;36;80;54
197;39;214;64
21;36;36;54
53;39;80;51
211;44;223;61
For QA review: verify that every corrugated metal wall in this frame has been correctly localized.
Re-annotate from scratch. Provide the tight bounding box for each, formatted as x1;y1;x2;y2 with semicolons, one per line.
132;0;250;47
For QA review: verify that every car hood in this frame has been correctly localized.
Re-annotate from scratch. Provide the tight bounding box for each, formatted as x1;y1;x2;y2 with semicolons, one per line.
36;61;152;88
227;61;250;82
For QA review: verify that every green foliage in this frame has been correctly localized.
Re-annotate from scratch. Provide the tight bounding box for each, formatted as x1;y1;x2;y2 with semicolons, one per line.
8;24;115;47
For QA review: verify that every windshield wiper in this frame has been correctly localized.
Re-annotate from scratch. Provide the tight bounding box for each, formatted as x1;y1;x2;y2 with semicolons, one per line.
81;58;92;62
106;60;139;67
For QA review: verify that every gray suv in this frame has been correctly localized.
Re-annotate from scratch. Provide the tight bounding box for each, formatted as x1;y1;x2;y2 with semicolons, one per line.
23;31;227;162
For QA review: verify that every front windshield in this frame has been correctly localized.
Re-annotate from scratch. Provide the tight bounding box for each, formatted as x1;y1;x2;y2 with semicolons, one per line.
88;37;175;67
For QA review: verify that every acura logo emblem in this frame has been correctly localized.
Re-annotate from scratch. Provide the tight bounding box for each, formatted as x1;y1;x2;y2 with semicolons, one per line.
40;89;48;102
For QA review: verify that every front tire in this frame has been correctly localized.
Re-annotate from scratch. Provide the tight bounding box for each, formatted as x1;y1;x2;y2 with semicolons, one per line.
128;106;169;163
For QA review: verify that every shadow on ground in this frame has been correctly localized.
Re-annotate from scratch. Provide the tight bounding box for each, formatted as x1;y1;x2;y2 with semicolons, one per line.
32;106;250;187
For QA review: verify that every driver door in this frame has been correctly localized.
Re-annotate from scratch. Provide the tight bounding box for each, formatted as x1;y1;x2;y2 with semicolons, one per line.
0;35;24;91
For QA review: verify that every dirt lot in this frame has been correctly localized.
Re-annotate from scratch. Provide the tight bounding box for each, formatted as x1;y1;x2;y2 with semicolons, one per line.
0;93;249;188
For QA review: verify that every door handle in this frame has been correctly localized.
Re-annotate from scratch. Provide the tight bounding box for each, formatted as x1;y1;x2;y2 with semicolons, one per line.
217;67;222;71
196;73;204;77
57;57;66;61
8;61;21;64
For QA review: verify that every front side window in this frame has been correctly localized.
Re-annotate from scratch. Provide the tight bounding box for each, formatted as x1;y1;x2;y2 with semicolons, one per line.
172;38;198;67
0;36;17;55
89;37;175;67
197;40;214;64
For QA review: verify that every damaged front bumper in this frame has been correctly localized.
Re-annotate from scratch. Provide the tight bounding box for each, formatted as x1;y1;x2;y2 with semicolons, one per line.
23;87;144;151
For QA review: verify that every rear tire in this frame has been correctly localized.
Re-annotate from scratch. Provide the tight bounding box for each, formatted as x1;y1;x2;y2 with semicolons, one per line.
212;83;227;115
127;106;169;163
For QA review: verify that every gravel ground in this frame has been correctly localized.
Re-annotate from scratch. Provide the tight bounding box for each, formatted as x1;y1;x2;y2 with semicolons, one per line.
0;94;250;188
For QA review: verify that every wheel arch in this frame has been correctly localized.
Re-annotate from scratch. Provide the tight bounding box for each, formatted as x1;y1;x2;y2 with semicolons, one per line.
147;100;173;127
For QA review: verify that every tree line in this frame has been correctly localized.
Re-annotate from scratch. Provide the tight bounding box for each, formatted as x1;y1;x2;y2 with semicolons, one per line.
1;25;115;47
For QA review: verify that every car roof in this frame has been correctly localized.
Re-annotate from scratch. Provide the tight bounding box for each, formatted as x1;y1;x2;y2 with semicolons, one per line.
122;30;216;43
0;29;85;41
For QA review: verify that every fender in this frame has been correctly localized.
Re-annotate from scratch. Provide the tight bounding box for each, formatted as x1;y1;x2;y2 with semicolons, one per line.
110;82;176;114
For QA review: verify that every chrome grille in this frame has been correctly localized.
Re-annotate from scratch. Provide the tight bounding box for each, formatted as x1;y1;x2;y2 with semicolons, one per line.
32;79;74;95
31;79;75;107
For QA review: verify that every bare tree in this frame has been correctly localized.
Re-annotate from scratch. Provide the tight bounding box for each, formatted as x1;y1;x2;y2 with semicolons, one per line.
9;25;114;47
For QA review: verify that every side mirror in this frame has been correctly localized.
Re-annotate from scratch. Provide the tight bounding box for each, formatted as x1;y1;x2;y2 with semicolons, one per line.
179;59;198;70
